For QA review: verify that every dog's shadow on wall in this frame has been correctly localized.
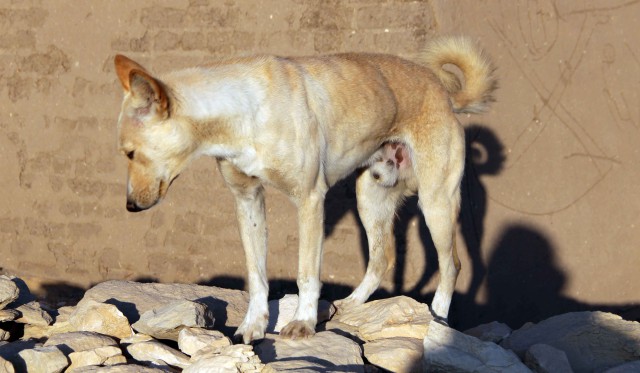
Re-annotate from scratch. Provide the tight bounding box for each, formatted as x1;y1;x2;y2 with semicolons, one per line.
322;124;639;330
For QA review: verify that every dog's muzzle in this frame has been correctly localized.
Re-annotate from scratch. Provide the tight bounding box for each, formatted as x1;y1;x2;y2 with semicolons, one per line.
126;199;144;213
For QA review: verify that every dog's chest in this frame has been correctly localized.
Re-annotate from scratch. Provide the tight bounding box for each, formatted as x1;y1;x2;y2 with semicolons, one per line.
229;147;265;178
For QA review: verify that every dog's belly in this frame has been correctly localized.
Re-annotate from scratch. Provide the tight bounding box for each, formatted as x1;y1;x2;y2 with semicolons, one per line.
323;139;384;186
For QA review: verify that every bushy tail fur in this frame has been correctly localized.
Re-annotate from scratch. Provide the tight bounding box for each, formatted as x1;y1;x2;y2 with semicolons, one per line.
419;36;498;114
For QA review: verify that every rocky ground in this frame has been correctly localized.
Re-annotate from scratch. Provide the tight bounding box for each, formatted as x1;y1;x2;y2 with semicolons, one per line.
0;275;639;373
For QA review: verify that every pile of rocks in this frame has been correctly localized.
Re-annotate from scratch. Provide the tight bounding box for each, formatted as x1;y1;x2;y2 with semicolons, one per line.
0;275;639;372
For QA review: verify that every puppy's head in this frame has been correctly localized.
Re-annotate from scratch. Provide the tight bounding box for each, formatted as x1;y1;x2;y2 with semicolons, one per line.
114;55;194;212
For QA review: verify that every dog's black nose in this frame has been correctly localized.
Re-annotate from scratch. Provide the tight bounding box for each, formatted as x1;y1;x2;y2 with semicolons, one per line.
126;200;143;212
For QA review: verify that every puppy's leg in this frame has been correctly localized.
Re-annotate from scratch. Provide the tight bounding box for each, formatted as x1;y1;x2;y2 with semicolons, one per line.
218;160;269;344
335;168;406;312
280;190;325;339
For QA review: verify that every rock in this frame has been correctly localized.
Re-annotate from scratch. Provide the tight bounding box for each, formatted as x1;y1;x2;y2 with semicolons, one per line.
604;360;640;373
333;296;433;341
178;327;231;356
69;300;133;340
267;294;335;333
14;300;54;326
70;365;167;372
185;355;242;373
423;320;532;373
78;280;249;335
132;300;215;341
67;346;127;371
0;277;19;310
187;344;263;373
524;344;573;373
44;331;118;354
0;340;41;369
23;324;52;340
18;345;69;373
464;321;512;343
121;333;155;345
0;356;13;373
126;340;191;369
0;331;8;342
255;331;364;372
0;310;19;322
501;311;640;373
364;337;423;373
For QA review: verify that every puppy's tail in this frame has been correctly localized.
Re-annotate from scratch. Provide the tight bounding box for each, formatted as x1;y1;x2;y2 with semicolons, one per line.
419;36;498;114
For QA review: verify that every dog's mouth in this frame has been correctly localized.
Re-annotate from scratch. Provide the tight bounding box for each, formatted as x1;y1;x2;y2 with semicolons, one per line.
126;175;180;213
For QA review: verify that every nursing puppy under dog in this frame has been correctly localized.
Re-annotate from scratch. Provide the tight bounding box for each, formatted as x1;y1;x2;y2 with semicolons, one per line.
113;36;497;343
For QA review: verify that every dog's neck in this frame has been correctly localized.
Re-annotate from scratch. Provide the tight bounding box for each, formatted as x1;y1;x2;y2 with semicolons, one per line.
166;71;266;161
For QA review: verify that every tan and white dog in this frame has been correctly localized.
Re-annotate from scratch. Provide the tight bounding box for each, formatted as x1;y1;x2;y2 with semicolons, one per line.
113;37;497;343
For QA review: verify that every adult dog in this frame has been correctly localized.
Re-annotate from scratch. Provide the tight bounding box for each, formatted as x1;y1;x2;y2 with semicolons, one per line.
113;36;497;343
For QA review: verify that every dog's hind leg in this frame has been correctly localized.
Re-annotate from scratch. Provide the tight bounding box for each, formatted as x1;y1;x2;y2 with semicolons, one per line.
411;121;464;323
217;159;269;344
335;168;406;312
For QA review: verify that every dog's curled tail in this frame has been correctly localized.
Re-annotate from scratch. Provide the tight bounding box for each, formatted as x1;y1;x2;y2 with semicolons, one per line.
420;36;498;114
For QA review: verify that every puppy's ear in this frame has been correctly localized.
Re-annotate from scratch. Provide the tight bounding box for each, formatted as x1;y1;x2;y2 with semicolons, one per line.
114;55;168;119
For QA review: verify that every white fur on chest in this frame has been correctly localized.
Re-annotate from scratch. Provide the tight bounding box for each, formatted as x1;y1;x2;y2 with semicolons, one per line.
230;147;264;177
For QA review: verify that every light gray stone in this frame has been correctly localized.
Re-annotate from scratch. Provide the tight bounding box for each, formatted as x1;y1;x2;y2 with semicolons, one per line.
0;310;19;322
0;277;19;310
255;331;364;372
334;296;433;341
44;331;118;353
465;321;512;343
0;355;13;373
67;346;127;371
78;280;248;335
423;320;532;373
187;344;263;373
126;340;191;369
178;327;230;356
501;311;640;373
121;333;155;345
132;300;214;341
14;301;53;326
524;344;573;373
70;365;168;372
364;337;423;373
0;340;41;370
69;300;133;340
267;294;335;333
18;345;69;373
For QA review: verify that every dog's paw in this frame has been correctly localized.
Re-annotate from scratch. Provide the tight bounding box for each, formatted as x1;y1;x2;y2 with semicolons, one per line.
234;314;268;344
280;320;316;340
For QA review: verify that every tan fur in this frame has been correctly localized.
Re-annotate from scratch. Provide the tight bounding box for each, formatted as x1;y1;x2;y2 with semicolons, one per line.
113;36;498;343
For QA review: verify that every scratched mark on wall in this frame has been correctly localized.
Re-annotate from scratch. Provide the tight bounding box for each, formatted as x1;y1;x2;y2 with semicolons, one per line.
484;0;638;215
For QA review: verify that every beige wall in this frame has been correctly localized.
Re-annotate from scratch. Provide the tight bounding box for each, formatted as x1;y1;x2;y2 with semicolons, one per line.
1;0;638;329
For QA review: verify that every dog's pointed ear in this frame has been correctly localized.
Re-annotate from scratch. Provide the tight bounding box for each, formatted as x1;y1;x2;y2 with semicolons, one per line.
114;55;168;119
115;54;145;92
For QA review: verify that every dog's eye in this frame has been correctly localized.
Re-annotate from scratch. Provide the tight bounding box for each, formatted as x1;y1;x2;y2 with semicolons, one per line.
126;151;135;160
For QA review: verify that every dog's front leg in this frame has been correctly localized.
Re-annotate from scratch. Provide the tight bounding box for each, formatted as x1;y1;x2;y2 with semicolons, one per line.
280;190;325;339
217;160;269;344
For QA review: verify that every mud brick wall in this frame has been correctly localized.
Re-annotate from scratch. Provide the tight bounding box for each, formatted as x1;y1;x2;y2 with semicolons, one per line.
1;0;638;329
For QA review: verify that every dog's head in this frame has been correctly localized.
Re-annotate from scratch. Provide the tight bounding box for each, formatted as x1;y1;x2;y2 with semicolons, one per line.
114;55;195;212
